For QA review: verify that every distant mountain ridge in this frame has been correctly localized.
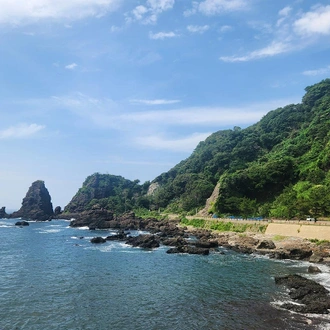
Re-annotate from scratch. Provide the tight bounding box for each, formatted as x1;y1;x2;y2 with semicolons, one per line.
64;79;330;219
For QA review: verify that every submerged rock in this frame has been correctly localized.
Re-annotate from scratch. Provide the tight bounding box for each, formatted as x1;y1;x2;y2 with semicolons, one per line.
10;180;53;221
166;246;209;255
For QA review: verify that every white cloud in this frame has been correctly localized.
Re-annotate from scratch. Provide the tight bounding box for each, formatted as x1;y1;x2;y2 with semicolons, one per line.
279;6;292;17
183;1;198;17
294;5;330;36
198;0;247;16
65;63;78;70
0;0;121;25
135;132;211;152
130;99;181;105
219;25;232;33
0;123;45;139
187;25;209;34
128;0;175;24
149;31;179;39
220;41;291;62
302;65;330;76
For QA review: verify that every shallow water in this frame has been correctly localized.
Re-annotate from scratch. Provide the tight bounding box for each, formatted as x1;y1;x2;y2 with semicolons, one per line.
0;219;329;330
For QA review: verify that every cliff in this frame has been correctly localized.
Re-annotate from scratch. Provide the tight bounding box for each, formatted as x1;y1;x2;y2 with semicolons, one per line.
11;180;54;221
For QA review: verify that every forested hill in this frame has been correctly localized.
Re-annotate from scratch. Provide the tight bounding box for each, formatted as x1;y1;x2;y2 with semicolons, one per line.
65;79;330;219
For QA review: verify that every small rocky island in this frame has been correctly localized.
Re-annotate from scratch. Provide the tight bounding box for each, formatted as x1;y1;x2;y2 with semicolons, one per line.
10;180;54;221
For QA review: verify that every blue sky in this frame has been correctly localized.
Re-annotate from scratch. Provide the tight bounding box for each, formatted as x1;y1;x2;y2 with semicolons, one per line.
1;0;330;210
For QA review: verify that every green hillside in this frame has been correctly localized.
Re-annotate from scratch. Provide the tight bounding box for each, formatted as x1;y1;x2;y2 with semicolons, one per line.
65;79;330;219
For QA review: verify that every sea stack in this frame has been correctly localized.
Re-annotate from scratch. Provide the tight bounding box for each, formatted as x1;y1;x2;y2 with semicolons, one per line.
11;180;54;221
0;206;8;219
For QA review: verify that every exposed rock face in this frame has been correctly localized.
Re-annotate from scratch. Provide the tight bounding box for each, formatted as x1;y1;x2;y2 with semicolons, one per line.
54;206;62;216
0;206;8;218
275;274;330;314
11;181;53;221
197;182;220;217
15;221;29;226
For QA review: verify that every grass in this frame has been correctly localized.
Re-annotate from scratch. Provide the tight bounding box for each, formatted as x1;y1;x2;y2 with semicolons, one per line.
180;218;267;233
309;238;330;245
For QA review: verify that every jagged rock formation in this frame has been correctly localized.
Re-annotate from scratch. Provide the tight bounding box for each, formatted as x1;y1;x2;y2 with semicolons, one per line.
0;206;8;218
11;180;53;221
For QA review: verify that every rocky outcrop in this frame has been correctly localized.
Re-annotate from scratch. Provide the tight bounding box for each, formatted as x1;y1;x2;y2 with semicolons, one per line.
70;206;114;229
0;207;8;218
166;245;210;255
275;274;330;314
10;181;53;221
54;206;62;216
196;182;220;217
15;220;29;226
126;234;160;249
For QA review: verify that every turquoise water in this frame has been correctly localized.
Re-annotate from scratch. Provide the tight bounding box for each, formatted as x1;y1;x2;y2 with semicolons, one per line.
0;219;329;330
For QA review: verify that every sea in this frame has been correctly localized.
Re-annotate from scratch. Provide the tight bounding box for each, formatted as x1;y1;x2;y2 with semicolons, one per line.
0;218;330;330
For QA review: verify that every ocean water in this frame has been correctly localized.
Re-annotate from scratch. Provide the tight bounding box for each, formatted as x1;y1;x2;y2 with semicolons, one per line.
0;219;329;330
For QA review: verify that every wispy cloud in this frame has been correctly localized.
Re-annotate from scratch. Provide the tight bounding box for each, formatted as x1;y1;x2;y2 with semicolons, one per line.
220;4;330;62
65;63;78;70
0;0;121;25
130;99;181;105
149;31;179;39
220;41;292;62
187;25;209;34
0;123;45;139
302;65;330;76
127;0;175;25
185;0;248;16
135;132;211;152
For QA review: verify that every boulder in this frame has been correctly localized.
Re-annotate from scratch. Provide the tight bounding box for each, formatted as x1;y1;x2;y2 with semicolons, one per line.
126;234;160;249
257;240;276;250
275;274;330;314
90;237;106;244
15;221;29;226
308;265;322;273
10;180;54;221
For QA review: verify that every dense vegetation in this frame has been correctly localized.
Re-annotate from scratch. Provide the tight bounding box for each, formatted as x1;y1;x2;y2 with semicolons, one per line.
64;173;150;214
65;79;330;220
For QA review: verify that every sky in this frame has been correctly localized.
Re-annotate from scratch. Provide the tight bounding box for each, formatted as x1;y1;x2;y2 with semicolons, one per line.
1;0;330;210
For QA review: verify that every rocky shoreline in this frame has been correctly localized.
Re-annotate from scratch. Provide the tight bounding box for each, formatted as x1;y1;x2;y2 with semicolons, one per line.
65;211;330;316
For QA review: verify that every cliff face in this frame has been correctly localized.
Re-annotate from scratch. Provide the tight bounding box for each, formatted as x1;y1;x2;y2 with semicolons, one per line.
11;180;54;221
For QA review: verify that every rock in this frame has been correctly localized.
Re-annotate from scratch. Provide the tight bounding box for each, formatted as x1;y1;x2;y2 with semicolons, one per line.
90;237;106;243
69;207;114;228
10;180;54;221
0;206;8;219
194;240;219;249
308;265;322;273
166;246;209;255
228;235;259;254
275;274;330;314
257;240;276;249
126;234;160;249
162;236;188;247
54;206;62;216
309;254;324;263
15;221;29;226
106;230;128;241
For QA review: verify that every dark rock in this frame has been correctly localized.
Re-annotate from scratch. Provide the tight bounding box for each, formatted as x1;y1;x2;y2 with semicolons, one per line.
10;180;53;221
162;236;188;247
309;254;324;263
54;206;62;216
308;265;322;273
90;237;106;244
257;240;276;250
15;221;29;226
69;207;114;228
166;245;209;255
194;240;219;249
0;206;8;219
106;230;128;241
275;274;330;314
126;234;160;249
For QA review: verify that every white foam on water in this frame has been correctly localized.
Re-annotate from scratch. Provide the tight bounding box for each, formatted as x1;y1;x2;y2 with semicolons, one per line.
77;226;89;230
38;229;62;234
